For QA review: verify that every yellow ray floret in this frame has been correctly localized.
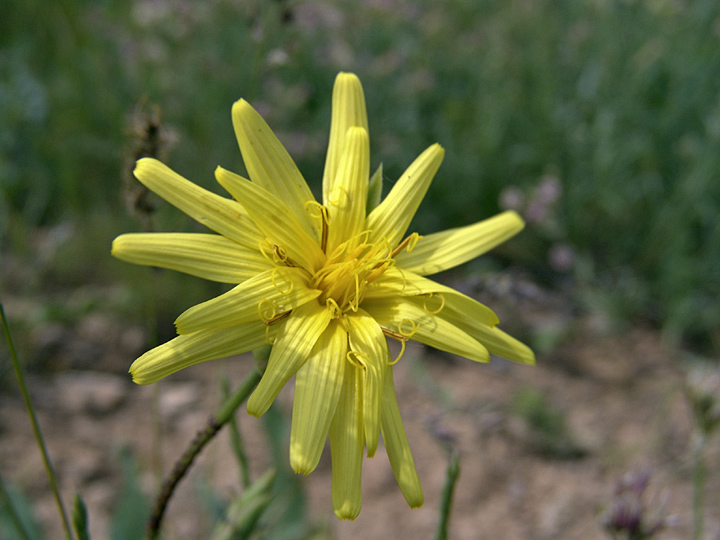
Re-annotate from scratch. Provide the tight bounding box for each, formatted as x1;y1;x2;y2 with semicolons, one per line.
113;71;534;520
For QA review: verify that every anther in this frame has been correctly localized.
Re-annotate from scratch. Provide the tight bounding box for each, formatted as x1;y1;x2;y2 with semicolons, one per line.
272;245;300;268
381;328;409;365
391;232;422;258
305;201;330;253
346;351;368;369
264;310;292;326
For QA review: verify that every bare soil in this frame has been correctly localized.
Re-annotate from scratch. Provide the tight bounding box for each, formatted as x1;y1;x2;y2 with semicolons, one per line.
2;276;719;540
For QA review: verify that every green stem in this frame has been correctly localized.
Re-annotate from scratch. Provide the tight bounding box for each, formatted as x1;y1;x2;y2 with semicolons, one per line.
222;377;252;489
433;448;461;540
0;473;33;540
1;301;74;540
692;432;706;540
145;367;263;540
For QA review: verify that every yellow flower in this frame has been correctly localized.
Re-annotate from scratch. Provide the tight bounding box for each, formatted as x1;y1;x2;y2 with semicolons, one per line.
112;72;534;520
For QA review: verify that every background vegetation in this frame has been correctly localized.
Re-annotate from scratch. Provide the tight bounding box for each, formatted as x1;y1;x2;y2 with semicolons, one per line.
2;0;720;358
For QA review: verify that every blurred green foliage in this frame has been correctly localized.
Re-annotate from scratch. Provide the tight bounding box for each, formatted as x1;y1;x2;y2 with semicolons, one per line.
2;0;720;349
511;386;585;459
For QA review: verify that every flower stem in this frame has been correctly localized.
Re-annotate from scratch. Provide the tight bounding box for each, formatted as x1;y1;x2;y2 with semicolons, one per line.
692;432;706;540
222;376;252;489
433;448;461;540
1;301;74;540
145;367;263;540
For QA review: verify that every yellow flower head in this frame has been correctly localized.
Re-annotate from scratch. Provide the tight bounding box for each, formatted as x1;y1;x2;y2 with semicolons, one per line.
112;72;534;520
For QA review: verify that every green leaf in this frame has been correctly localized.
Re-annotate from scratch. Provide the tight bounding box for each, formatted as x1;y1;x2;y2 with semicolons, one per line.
110;447;151;540
366;163;383;214
0;477;43;540
210;469;276;540
72;492;90;540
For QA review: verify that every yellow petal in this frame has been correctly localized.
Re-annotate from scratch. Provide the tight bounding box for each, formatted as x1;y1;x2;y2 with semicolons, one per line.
323;72;369;206
290;320;347;475
329;362;364;520
129;322;272;385
365;144;444;247
215;166;326;273
381;367;423;508
247;301;331;417
231;99;318;238
175;268;319;335
111;233;271;284
394;211;525;276
347;309;389;458
364;267;499;327
416;298;535;365
132;158;263;249
363;297;490;363
326;127;370;253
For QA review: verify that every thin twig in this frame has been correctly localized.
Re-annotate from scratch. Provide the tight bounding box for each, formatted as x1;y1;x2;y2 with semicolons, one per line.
1;301;74;540
145;367;263;540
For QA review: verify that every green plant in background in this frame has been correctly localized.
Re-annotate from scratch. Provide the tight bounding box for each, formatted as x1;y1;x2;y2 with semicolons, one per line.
685;362;720;540
511;386;584;459
3;0;720;351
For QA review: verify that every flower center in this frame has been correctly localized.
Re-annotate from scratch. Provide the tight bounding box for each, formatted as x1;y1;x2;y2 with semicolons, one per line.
311;235;391;315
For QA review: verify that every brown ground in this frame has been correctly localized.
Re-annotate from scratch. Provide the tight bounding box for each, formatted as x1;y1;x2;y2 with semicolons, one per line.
2;273;719;540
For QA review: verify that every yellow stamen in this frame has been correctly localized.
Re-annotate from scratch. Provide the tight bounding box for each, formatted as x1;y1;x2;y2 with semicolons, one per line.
398;318;419;339
327;185;348;207
326;298;342;319
264;325;275;345
264;310;292;326
305;201;329;253
258;298;276;322
391;232;422;258
346;351;368;369
381;327;409;365
422;292;445;315
271;267;294;295
389;340;406;365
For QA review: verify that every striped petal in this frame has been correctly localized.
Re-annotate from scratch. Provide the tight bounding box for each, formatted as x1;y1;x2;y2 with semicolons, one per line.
365;144;444;247
347;309;389;458
215;166;326;273
363;297;489;363
132;158;263;249
381;367;423;508
231;99;317;237
364;267;499;327
129;321;273;385
410;296;534;365
326;127;370;253
323;72;369;205
175;268;319;335
394;211;525;276
247;301;331;417
111;233;271;284
290;320;347;475
329;362;364;520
